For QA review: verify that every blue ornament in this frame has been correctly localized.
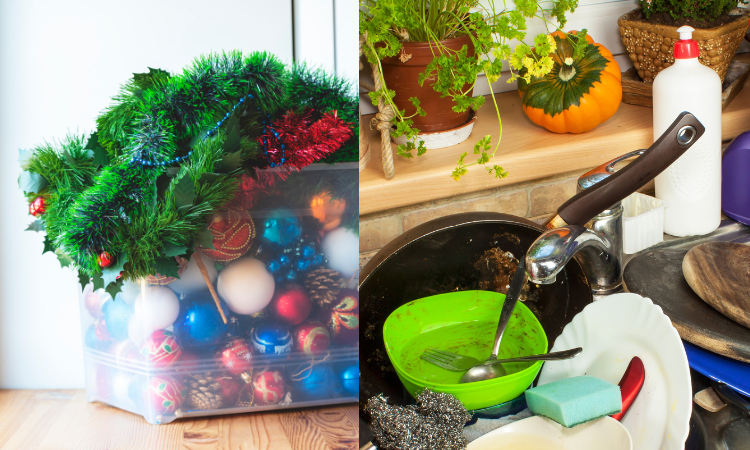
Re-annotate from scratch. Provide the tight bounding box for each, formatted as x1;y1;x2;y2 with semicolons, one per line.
279;255;291;266
267;260;281;273
296;259;310;272
285;270;297;281
102;299;133;341
84;324;104;350
251;322;292;356
289;363;337;401
302;245;315;258
173;293;228;348
261;207;301;246
338;362;359;397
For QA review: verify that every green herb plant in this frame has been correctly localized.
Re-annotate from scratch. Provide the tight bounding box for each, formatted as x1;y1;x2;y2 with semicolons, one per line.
360;0;585;180
639;0;746;24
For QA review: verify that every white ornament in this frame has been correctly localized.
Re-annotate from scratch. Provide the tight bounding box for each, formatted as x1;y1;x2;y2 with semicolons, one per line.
118;280;141;305
217;257;275;315
321;227;359;278
134;286;180;331
112;371;136;410
168;253;218;295
127;316;150;346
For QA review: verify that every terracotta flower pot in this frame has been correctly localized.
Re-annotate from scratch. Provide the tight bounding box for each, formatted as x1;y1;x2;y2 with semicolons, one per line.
380;34;475;133
618;8;750;83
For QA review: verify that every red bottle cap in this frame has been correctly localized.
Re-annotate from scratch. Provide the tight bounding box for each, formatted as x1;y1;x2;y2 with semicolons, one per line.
674;26;699;59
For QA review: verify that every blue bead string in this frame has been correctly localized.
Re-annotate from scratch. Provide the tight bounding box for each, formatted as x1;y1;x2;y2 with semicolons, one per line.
130;93;256;167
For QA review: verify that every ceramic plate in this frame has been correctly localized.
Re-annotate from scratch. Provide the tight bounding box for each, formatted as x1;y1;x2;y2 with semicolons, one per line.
684;340;750;397
538;293;691;450
467;416;631;450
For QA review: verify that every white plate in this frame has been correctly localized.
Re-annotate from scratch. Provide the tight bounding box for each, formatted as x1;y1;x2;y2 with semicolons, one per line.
538;293;691;450
468;416;632;450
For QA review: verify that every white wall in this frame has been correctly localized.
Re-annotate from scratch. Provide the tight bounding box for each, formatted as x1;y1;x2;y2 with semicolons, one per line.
0;0;302;389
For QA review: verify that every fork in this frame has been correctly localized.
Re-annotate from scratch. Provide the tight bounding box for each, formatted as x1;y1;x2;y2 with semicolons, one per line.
420;347;583;372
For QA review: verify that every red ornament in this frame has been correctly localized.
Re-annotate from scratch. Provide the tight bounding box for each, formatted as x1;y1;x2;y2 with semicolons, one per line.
252;370;286;405
269;284;312;326
310;192;347;232
148;375;185;415
293;320;330;356
83;285;106;318
217;375;243;406
140;330;182;369
318;289;359;345
98;251;114;268
217;337;254;378
94;318;112;342
114;340;141;367
198;209;255;262
29;196;46;216
145;256;188;286
173;351;202;373
258;111;353;171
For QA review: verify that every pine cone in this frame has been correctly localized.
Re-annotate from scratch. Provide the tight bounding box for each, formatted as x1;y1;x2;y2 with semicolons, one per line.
304;268;344;309
185;373;224;410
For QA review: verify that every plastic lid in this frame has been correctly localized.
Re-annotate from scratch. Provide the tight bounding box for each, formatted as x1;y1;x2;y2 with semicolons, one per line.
674;26;699;59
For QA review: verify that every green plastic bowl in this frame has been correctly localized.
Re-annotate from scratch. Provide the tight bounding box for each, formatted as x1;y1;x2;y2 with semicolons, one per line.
383;290;548;410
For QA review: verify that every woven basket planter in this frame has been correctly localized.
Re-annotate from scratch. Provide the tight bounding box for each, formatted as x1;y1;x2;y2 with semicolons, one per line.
618;8;750;83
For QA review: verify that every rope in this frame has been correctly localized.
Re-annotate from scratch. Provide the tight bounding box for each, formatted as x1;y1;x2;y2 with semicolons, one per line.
370;61;395;179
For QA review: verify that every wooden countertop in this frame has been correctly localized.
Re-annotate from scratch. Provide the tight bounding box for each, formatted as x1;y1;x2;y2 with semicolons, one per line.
360;53;750;216
0;390;357;450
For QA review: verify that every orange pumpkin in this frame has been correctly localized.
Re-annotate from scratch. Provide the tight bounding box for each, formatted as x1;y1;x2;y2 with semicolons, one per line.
518;31;622;134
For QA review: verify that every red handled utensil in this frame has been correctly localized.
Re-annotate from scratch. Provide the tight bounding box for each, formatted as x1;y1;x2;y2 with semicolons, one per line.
612;356;646;421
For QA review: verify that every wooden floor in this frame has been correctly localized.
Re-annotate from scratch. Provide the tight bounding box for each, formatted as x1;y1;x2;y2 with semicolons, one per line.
0;390;358;450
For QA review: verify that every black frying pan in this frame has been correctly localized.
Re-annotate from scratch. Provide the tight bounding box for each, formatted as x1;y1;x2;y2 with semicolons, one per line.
358;113;706;447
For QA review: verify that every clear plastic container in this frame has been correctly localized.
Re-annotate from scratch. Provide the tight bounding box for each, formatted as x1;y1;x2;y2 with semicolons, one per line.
79;164;359;424
622;192;667;254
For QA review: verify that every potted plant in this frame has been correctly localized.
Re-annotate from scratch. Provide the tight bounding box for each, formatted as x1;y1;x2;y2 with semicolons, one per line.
360;0;585;180
618;0;750;83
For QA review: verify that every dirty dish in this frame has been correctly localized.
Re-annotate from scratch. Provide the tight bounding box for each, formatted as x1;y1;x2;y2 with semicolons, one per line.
383;290;547;411
538;293;691;450
467;415;632;450
684;341;750;398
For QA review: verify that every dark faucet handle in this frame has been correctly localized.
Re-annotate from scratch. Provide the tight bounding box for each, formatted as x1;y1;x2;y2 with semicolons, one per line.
546;112;705;228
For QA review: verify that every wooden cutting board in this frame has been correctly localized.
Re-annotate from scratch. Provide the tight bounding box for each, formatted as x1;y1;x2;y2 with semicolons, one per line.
683;242;750;329
624;249;750;363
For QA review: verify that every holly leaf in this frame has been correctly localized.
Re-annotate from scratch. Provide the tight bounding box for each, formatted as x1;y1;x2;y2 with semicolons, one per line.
163;242;188;257
105;279;123;298
194;228;216;250
222;117;242;154
92;272;104;291
18;149;33;170
216;150;242;173
153;257;181;278
102;252;128;287
43;235;55;254
199;172;221;183
85;132;110;166
78;272;91;290
19;171;48;194
173;176;196;210
26;220;46;232
56;251;74;268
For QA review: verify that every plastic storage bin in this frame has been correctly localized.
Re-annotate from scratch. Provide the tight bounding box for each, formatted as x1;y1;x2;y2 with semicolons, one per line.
622;192;666;254
79;164;359;424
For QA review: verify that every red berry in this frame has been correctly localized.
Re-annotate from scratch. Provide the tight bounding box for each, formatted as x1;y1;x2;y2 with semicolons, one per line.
29;197;46;217
98;251;114;268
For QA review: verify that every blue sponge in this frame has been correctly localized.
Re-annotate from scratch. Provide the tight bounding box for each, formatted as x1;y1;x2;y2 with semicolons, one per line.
525;376;622;427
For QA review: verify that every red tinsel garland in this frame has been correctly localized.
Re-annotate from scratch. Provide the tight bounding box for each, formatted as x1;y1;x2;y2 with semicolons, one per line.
258;111;353;171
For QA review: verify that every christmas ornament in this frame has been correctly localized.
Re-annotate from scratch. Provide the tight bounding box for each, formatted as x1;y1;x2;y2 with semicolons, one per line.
96;364;115;400
140;330;182;369
321;227;359;278
217;257;275;315
252;370;286;405
289;363;337;401
148;375;185;415
268;284;311;326
127;316;151;346
251;322;293;356
145;257;187;286
98;251;114;268
114;340;140;367
266;234;325;284
95;318;112;342
319;289;359;345
112;371;137;410
134;286;180;331
174;351;202;373
217;337;253;380
216;375;243;406
102;299;134;341
303;268;344;310
293;321;330;357
338;362;359;397
185;372;224;410
310;192;346;232
173;293;228;347
260;207;301;247
168;254;217;295
367;390;472;450
118;281;141;304
29;196;46;216
83;284;108;318
258;111;353;171
85;324;106;350
197;209;255;262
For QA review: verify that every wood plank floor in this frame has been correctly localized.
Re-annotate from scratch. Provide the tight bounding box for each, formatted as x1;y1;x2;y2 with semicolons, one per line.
0;390;358;450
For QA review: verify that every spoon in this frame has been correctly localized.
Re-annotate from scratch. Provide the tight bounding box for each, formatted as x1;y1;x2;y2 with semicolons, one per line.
461;259;528;384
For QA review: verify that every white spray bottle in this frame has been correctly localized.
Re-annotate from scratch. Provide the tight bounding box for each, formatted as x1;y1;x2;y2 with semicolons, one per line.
653;26;722;237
